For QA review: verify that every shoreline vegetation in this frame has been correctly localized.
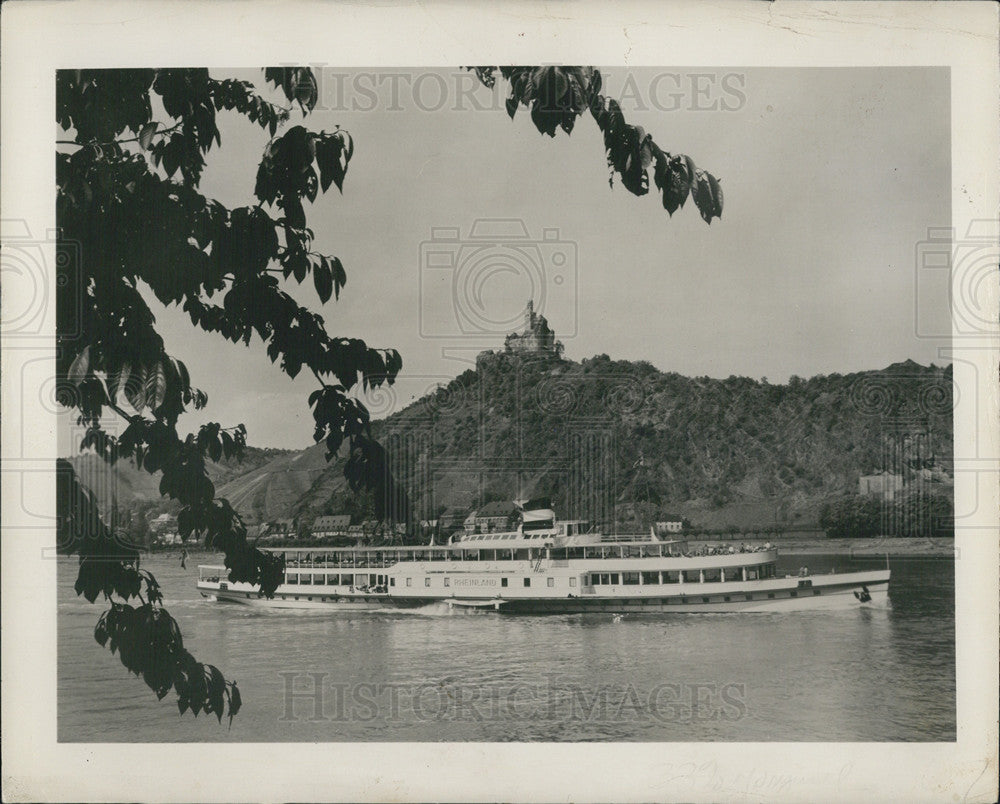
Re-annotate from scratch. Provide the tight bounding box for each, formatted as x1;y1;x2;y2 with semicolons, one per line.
153;536;956;560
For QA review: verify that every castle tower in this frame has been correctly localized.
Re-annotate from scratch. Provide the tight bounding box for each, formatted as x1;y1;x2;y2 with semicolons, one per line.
505;299;558;354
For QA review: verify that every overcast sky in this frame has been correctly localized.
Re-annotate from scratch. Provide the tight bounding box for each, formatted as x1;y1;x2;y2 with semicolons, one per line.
138;67;950;449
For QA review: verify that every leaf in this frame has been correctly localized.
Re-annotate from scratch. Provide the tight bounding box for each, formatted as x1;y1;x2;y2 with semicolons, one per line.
656;154;694;216
228;683;242;726
315;137;340;193
288;251;308;283
314;258;333;304
67;346;91;386
108;362;131;400
336;129;353;164
692;169;724;224
330;256;346;299
208;433;222;463
505;94;519;119
162;138;179;178
175;359;190;394
138;123;157;151
124;364;147;411
316;135;345;193
145;361;167;410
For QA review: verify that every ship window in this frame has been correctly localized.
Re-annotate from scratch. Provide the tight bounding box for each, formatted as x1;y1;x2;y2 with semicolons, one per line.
747;569;758;580
703;569;720;583
547;577;554;587
681;597;688;604
390;578;395;587
444;577;450;587
641;572;659;585
745;593;753;601
610;573;620;585
790;591;798;597
723;596;731;602
702;596;710;603
406;578;412;587
425;577;431;587
623;572;640;585
569;577;577;587
523;578;531;587
813;589;821;595
768;592;775;599
501;577;508;587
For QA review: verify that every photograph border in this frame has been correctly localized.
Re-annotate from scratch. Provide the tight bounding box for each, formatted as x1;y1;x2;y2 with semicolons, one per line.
2;1;998;801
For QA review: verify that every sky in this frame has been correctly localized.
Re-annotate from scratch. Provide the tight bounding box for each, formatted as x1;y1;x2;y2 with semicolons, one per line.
137;67;951;449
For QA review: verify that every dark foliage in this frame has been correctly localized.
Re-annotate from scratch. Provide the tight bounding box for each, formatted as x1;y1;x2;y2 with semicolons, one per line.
469;66;723;222
57;66;725;720
56;67;400;719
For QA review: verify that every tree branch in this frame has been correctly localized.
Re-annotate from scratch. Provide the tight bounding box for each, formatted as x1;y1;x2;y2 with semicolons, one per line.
57;121;184;148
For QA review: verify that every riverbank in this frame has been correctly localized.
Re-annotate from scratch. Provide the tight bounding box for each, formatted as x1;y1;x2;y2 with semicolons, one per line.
689;536;955;557
149;536;956;559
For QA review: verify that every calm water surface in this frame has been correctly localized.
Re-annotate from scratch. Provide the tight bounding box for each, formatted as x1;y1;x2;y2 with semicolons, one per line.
58;554;954;741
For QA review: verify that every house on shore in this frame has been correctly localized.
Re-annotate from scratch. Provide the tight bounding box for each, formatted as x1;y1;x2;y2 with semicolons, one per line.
264;518;296;541
859;472;904;501
474;501;519;534
311;515;351;539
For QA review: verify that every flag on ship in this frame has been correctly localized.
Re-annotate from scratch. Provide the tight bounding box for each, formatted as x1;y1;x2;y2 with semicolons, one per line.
516;497;555;531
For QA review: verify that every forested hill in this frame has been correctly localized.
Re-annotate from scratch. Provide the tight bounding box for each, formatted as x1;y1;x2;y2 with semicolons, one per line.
72;352;953;532
302;351;954;531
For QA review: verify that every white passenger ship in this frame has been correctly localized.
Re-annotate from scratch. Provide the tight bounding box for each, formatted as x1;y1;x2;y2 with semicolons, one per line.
196;516;890;613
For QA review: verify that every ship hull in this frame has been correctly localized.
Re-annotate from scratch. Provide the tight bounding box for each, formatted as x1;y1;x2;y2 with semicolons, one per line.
197;571;889;614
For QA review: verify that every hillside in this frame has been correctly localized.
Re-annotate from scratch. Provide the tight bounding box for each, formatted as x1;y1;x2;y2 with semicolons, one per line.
69;445;296;523
69;353;953;533
290;351;953;532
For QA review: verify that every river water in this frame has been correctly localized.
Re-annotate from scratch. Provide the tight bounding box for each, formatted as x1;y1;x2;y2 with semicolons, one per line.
57;554;954;742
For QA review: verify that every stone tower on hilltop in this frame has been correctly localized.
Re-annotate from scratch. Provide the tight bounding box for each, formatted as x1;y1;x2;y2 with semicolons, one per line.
504;300;558;354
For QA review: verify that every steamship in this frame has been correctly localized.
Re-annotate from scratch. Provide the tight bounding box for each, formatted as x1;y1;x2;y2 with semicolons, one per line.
196;501;890;613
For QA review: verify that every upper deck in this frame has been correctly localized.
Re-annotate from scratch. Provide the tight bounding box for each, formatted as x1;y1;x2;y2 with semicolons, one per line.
246;538;775;571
